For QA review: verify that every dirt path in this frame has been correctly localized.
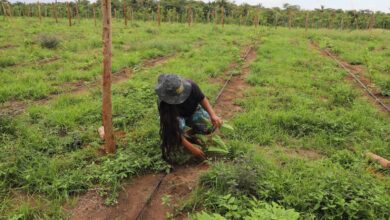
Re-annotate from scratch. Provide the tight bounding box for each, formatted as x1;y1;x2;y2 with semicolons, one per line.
0;55;174;116
309;41;390;115
68;44;257;220
214;45;257;119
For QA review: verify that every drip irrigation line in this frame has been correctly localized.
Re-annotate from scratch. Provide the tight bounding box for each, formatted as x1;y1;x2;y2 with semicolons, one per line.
322;49;390;114
134;43;255;220
134;172;167;220
215;44;254;103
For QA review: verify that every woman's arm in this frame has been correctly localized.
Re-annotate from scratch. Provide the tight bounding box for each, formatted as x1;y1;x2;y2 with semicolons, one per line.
182;135;206;159
200;97;223;128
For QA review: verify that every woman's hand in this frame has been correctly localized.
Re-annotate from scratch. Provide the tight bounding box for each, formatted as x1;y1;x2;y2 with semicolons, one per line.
189;145;206;159
182;136;206;159
211;115;223;129
200;98;223;129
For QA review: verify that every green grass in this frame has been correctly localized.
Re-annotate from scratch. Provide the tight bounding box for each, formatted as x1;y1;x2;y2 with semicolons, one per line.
0;17;255;218
308;29;390;95
185;28;390;219
1;17;389;219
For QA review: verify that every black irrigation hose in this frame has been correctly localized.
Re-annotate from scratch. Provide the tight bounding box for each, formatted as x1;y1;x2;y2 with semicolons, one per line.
135;172;167;220
215;45;255;102
322;49;390;114
134;43;256;220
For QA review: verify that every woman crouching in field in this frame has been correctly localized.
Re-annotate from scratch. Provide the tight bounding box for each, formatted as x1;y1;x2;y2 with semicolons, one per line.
155;74;222;162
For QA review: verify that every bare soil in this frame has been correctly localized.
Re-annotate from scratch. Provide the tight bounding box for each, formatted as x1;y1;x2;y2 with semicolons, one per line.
215;45;257;119
69;44;258;220
309;41;390;115
69;173;165;220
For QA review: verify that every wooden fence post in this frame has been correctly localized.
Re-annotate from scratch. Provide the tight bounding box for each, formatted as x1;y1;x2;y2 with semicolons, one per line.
101;0;116;154
1;3;8;20
187;4;192;27
131;7;134;22
93;4;97;27
37;1;41;22
220;6;224;28
67;2;72;26
368;13;375;30
75;0;80;22
123;1;127;26
157;2;160;26
305;12;309;32
7;3;12;18
53;0;58;23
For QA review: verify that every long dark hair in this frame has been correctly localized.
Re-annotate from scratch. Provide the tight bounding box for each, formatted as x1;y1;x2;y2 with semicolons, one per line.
159;101;182;163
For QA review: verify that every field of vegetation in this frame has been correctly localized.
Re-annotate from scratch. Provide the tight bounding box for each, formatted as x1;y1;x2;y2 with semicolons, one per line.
1;15;390;220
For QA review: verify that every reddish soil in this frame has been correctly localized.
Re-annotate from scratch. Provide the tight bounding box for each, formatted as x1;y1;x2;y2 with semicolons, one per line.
69;164;208;220
309;41;390;115
69;173;165;220
214;45;257;119
69;44;258;220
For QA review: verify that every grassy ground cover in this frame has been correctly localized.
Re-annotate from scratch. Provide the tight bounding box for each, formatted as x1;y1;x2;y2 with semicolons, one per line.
0;18;201;103
1;17;390;220
0;18;255;219
308;29;390;95
186;28;390;219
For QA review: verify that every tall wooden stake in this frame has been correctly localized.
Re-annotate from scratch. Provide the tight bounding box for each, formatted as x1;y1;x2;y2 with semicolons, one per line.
76;0;80;22
157;2;160;26
187;4;192;27
7;3;12;18
1;3;8;20
354;12;359;30
67;2;72;27
101;0;116;154
54;0;58;23
305;12;309;32
93;4;96;27
123;1;127;26
37;1;41;22
130;7;133;23
368;13;375;30
220;6;224;28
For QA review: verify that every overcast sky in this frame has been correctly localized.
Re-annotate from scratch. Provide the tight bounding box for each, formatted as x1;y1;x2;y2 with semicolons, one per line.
8;0;390;13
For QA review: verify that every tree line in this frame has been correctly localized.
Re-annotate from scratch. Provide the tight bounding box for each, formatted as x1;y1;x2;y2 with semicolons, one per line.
1;0;390;30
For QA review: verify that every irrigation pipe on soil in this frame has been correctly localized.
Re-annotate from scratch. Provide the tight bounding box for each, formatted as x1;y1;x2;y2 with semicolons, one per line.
135;43;256;220
323;49;390;114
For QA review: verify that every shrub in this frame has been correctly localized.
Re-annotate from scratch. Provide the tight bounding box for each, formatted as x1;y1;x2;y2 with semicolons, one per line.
39;35;60;49
199;156;271;197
